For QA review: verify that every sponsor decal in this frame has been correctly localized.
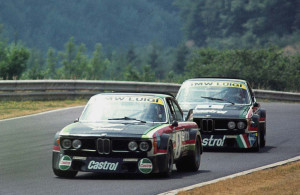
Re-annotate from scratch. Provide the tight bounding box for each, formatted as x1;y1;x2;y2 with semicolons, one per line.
138;158;153;174
194;110;227;114
248;133;257;146
87;160;119;171
59;155;72;170
92;96;164;105
202;135;225;147
187;81;246;89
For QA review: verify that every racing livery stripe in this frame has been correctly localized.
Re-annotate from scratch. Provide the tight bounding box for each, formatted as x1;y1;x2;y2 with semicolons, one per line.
239;106;250;118
259;117;266;122
236;134;250;148
142;124;170;138
60;123;78;135
53;145;60;151
183;140;196;145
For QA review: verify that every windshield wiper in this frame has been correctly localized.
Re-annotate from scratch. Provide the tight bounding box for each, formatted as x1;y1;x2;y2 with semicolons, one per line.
108;117;146;123
201;96;235;105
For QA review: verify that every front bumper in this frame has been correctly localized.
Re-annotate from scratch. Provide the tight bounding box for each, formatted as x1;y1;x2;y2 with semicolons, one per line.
52;152;169;174
202;132;258;148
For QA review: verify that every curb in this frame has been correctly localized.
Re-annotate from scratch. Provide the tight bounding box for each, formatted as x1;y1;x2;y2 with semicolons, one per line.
158;155;300;195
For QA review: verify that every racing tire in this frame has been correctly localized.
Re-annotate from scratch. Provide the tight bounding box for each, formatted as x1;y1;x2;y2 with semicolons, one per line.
53;168;78;178
260;123;266;148
176;137;201;172
159;141;173;177
252;130;261;152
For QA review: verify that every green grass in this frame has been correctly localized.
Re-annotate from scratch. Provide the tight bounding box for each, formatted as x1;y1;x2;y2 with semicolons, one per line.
0;99;87;120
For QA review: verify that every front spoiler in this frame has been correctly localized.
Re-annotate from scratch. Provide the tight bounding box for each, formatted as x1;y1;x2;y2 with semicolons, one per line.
52;152;168;174
202;133;258;148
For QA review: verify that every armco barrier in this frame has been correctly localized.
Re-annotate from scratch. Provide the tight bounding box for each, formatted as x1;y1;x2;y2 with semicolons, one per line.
0;80;299;101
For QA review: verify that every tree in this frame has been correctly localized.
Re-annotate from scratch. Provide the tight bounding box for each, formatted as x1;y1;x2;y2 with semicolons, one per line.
25;49;45;79
89;43;110;80
173;43;190;74
0;43;30;80
46;48;58;79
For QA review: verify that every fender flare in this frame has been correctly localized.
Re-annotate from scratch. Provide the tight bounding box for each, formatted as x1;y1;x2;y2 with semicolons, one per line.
159;133;171;151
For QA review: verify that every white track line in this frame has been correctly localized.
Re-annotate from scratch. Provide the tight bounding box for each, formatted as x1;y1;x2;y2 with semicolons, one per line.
159;155;300;195
0;106;84;122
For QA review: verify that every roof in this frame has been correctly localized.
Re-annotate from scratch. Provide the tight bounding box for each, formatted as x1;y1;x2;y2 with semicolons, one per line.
183;78;247;83
92;92;174;99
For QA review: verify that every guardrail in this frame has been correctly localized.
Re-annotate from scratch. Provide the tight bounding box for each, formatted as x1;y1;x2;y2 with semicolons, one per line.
0;80;299;101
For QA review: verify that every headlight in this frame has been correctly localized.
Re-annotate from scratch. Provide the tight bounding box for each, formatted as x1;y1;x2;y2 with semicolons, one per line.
237;121;246;129
72;139;82;149
128;141;138;151
139;141;149;151
228;121;236;129
62;139;72;149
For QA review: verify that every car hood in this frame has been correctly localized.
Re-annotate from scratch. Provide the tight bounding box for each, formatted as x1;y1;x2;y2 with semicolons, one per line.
59;121;162;138
181;103;251;119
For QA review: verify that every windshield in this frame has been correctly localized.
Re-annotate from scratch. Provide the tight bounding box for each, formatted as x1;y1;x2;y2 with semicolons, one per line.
177;81;251;105
80;95;167;123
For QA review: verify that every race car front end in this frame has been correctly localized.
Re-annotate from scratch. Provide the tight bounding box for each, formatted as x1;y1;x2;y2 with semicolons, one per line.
192;105;261;150
52;134;171;176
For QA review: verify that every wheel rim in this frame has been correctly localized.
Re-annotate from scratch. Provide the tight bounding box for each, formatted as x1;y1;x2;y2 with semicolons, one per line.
167;144;173;172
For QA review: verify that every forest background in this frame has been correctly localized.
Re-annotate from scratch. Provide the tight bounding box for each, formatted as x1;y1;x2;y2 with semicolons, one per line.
0;0;299;91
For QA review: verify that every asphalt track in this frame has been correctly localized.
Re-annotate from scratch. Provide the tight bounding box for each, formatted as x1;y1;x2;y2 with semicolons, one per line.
0;102;300;195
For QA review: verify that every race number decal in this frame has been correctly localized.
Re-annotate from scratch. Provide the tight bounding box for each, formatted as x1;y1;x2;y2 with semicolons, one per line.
174;132;182;159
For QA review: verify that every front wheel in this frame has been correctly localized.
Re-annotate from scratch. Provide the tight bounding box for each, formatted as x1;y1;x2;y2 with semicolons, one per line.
53;168;78;178
260;123;266;147
159;141;174;177
176;137;201;172
252;131;261;152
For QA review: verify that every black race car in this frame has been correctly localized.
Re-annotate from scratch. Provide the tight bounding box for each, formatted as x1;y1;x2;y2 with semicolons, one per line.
176;78;266;151
52;93;202;178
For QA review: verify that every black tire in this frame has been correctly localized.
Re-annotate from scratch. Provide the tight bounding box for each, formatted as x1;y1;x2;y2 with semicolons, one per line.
159;141;173;177
53;168;78;178
252;130;261;152
260;123;266;147
176;137;201;172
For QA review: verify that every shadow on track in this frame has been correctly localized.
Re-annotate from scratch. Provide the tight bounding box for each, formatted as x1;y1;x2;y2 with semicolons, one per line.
203;145;275;153
54;169;211;181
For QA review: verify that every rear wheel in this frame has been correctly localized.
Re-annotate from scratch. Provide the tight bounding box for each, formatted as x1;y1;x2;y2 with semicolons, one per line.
53;169;78;178
176;137;201;172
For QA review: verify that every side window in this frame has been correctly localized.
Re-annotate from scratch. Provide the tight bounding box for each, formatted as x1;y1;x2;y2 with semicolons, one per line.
166;98;176;122
166;98;183;122
247;82;256;102
171;100;183;122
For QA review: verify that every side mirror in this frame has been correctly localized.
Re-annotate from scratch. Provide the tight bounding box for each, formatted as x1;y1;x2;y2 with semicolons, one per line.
253;102;260;108
172;121;178;127
74;118;79;123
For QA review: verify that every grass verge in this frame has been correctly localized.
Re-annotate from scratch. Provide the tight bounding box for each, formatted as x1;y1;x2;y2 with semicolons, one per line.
178;160;300;195
0;99;87;120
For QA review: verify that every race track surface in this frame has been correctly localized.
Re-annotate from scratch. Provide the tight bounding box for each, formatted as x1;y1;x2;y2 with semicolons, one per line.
1;102;300;195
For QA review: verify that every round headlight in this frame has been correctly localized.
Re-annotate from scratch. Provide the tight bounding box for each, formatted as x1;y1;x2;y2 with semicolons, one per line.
237;121;246;130
228;121;236;130
72;139;82;149
62;139;72;149
139;141;149;151
128;141;138;151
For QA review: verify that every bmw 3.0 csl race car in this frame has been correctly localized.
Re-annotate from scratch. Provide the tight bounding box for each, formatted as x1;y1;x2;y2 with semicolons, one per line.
52;93;202;178
176;78;266;151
